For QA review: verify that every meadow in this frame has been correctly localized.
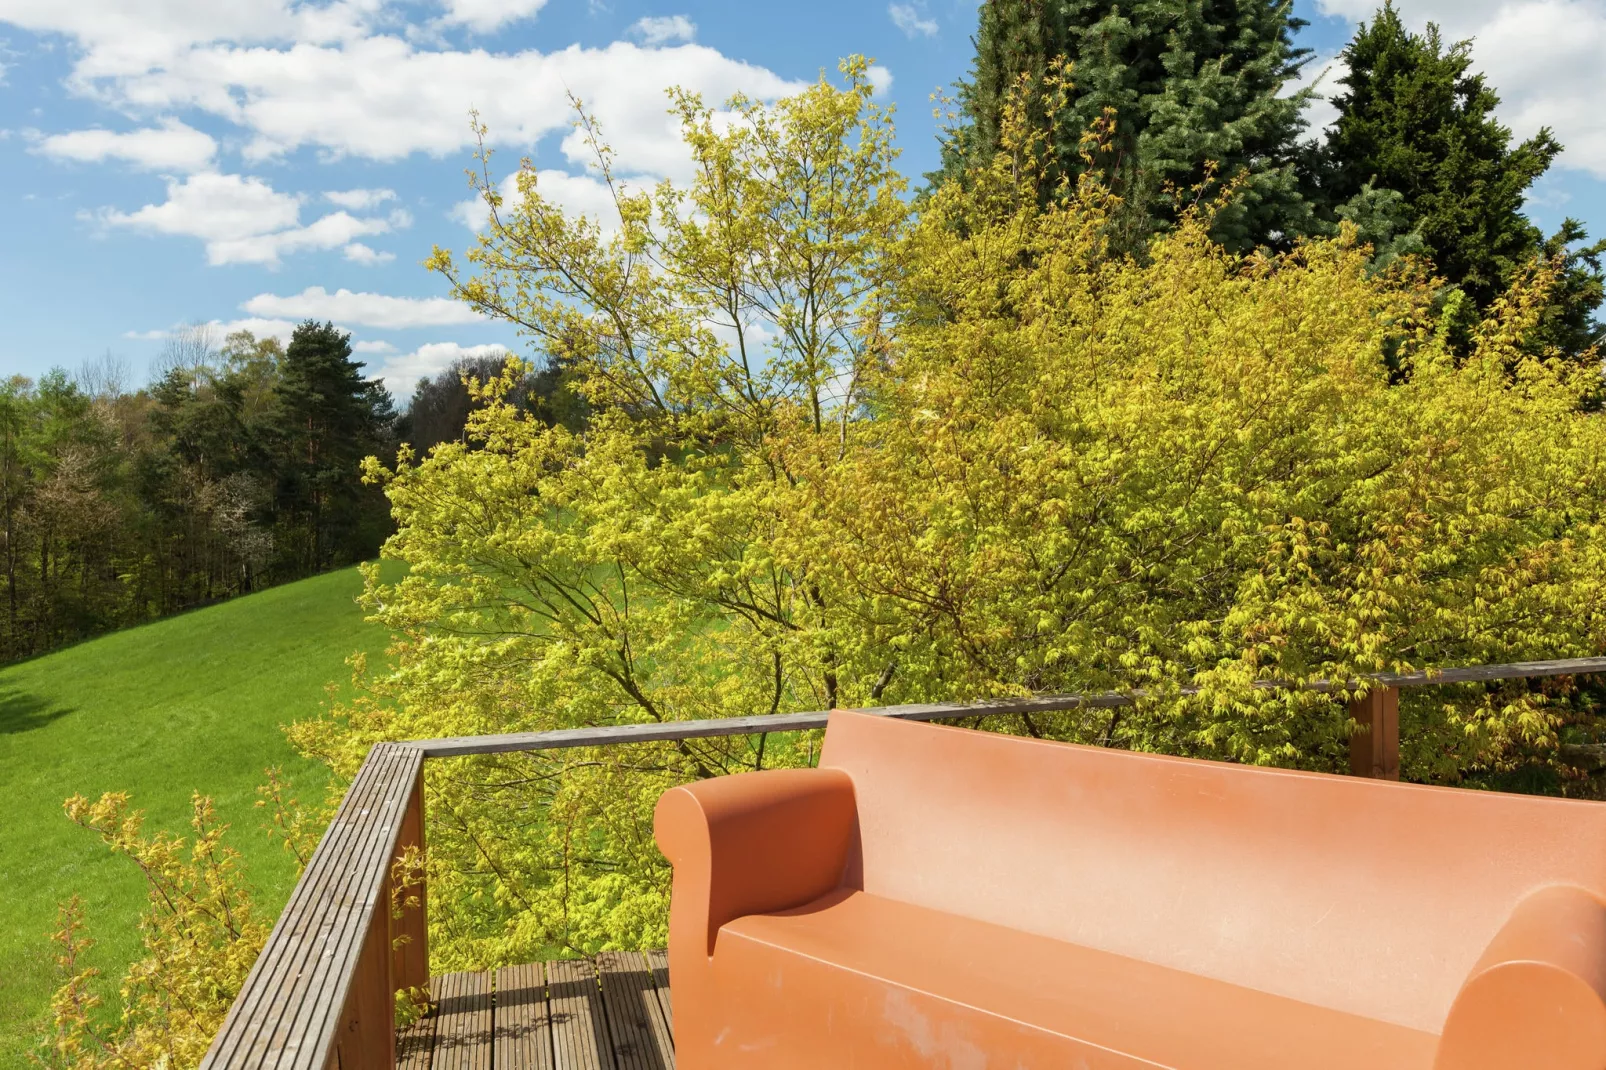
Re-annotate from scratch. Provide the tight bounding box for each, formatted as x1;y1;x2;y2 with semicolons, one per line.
0;565;393;1066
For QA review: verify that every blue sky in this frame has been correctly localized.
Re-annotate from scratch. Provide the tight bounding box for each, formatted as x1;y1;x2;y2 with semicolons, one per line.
1;0;1602;400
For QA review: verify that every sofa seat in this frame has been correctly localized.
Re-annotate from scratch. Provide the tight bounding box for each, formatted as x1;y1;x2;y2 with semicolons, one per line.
713;888;1439;1070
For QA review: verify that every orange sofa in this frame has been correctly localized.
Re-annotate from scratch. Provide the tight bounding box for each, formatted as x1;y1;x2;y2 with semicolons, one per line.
654;710;1606;1070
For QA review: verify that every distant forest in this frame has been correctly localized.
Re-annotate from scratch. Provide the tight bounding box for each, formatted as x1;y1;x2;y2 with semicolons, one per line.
0;324;575;664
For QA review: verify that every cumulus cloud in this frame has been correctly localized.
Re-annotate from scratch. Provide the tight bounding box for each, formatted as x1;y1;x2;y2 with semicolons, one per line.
325;187;397;210
211;211;394;266
374;340;511;398
1285;51;1346;141
1311;0;1606;179
888;3;938;38
343;241;395;264
209;316;299;344
867;64;893;99
630;15;695;46
242;286;483;328
7;0;801;276
352;339;398;354
101;172;299;243
451;168;623;231
7;3;802;180
34;118;217;171
97;172;404;266
127;316;299;345
437;0;548;33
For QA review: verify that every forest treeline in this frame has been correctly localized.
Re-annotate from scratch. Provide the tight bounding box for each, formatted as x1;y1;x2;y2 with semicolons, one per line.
0;324;570;664
940;0;1606;362
0;323;394;663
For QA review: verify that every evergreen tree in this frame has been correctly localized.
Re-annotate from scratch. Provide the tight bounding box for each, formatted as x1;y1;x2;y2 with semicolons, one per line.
396;353;587;455
936;0;1320;252
1321;3;1604;359
273;321;394;570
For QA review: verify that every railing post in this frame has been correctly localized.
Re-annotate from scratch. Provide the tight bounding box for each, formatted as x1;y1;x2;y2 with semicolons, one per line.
1348;685;1400;780
330;892;397;1070
392;766;429;995
328;762;427;1070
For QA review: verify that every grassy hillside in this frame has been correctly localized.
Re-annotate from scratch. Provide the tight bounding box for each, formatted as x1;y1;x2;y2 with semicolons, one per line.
0;565;394;1066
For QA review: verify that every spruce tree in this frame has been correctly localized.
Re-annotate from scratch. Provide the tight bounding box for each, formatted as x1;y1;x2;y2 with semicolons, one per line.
1321;3;1604;359
936;0;1320;252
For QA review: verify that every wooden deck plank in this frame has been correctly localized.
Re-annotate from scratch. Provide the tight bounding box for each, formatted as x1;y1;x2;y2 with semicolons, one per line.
432;971;493;1070
644;950;671;1033
421;954;672;1069
495;963;554;1070
596;952;672;1070
396;977;440;1070
546;958;611;1070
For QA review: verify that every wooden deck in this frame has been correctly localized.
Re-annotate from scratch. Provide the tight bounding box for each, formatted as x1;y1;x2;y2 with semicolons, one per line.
398;951;674;1070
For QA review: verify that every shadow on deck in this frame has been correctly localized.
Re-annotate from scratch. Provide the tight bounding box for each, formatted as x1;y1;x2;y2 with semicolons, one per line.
400;951;673;1069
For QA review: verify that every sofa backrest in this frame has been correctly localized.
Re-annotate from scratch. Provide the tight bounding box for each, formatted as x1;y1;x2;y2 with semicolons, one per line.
819;710;1606;1035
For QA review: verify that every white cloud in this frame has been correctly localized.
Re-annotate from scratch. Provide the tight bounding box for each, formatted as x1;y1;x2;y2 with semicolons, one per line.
343;241;395;264
101;171;300;242
242;286;483;328
11;0;803;270
353;339;398;354
128;316;299;345
12;9;802;180
1314;0;1507;21
437;0;548;33
34;118;216;171
97;172;405;265
629;15;695;46
451;168;623;231
1310;0;1606;179
209;210;394;266
867;64;893;99
325;187;397;210
210;316;299;344
1285;51;1346;142
376;340;511;398
888;3;938;38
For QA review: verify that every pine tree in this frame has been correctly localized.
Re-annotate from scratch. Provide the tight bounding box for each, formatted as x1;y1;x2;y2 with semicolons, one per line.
1321;3;1604;359
936;0;1320;252
273;321;394;569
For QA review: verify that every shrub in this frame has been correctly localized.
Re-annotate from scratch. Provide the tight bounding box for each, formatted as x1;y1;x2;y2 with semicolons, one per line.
291;62;1606;969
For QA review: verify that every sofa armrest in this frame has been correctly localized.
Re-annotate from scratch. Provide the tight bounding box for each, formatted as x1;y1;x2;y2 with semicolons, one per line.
654;767;856;958
1435;885;1606;1070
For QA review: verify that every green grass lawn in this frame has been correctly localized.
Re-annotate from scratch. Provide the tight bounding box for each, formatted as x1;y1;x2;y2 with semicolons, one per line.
0;566;395;1066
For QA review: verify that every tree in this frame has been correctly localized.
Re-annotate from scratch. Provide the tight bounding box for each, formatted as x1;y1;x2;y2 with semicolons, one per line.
935;0;1320;252
1;330;396;664
1320;3;1605;360
290;66;1606;973
273;321;395;570
396;352;585;456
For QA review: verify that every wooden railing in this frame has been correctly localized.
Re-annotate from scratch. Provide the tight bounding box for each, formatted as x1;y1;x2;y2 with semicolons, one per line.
198;657;1606;1069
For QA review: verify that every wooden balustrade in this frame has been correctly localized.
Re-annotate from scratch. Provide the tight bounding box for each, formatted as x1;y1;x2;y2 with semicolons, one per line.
199;656;1606;1069
201;744;425;1070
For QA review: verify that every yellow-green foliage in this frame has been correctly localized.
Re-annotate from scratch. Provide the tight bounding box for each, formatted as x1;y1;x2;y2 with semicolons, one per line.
291;61;1606;971
37;794;267;1069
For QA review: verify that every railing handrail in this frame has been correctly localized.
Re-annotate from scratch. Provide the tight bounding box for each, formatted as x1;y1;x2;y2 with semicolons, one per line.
405;656;1606;758
201;654;1606;1068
